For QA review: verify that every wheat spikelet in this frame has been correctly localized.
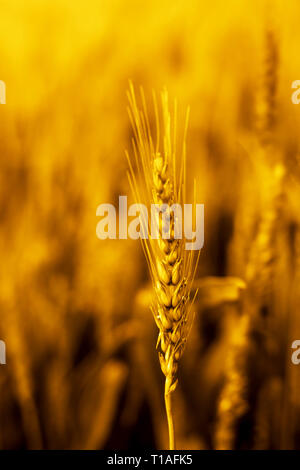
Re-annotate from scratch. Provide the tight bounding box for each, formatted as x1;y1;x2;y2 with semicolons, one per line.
126;82;200;449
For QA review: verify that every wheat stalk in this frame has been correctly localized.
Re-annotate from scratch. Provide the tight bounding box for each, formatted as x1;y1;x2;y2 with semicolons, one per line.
215;25;283;450
126;82;200;450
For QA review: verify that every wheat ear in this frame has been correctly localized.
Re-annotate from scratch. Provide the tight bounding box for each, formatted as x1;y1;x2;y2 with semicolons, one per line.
126;82;200;449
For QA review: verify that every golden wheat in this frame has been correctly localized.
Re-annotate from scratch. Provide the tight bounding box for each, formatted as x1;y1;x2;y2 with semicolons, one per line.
126;82;200;449
215;25;284;449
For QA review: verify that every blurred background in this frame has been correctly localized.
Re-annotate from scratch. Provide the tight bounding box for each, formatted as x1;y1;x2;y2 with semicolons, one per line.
0;0;300;449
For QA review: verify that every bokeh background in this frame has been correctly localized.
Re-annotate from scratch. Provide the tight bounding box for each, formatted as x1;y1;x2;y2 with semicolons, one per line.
1;0;300;449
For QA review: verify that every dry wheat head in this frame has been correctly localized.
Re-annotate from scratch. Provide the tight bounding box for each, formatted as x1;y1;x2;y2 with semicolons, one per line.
126;82;200;396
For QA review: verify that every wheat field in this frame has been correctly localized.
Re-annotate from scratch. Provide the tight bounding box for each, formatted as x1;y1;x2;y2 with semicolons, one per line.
0;0;300;450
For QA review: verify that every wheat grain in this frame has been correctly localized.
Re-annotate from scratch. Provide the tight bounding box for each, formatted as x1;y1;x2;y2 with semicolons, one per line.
126;82;200;449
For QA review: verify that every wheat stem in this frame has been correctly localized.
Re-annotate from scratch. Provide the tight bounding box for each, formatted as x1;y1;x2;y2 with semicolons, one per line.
164;383;175;450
